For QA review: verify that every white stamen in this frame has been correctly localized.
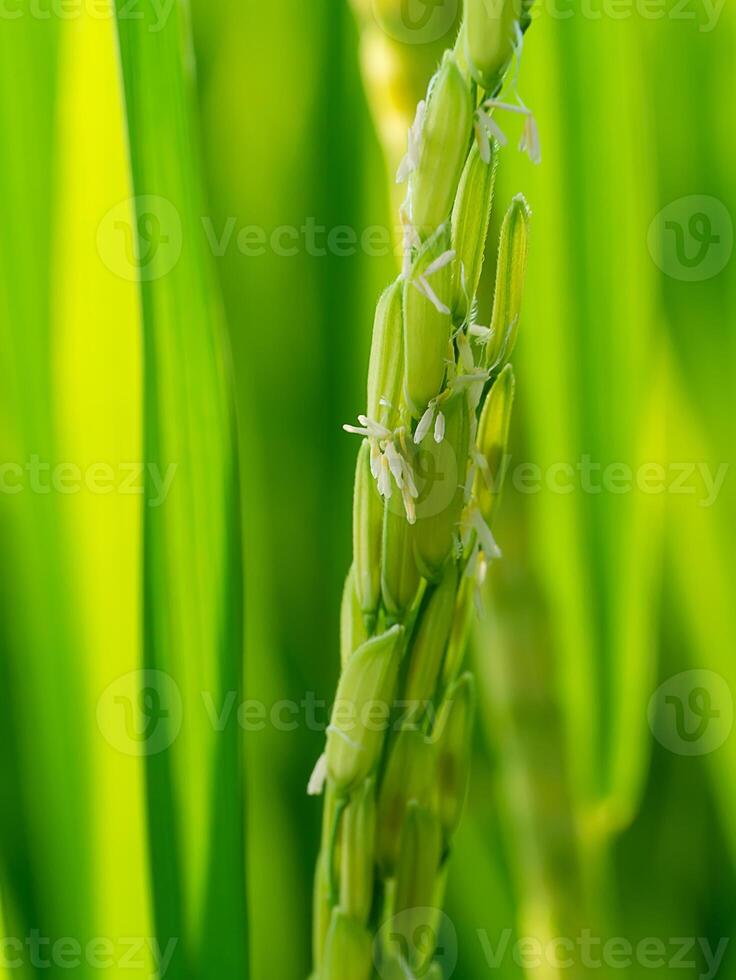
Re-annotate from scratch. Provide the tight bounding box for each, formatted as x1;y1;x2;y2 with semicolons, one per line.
414;275;451;315
471;509;502;560
476;107;508;148
476;120;492;164
378;455;393;499
384;441;405;489
468;323;492;344
410;245;453;313
307;753;328;796
326;724;364;752
396;154;413;185
358;414;393;439
482;98;529;117
396;99;426;184
434;411;446;443
411;99;426;144
402;485;417;525
423;249;456;277
414;403;435;444
412;100;427;137
520;112;542;164
344;413;394;440
370;440;382;479
482;98;541;165
402;458;419;499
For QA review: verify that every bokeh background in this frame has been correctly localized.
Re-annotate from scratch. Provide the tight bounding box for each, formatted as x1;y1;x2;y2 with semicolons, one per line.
0;0;734;978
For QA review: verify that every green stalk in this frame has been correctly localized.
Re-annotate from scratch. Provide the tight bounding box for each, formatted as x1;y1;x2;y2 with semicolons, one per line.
311;4;536;975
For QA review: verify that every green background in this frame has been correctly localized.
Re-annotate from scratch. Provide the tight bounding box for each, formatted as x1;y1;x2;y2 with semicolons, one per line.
0;0;733;977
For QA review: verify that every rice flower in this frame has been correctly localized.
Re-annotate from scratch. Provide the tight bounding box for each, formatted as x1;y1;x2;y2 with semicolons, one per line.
434;672;476;837
403;563;459;719
407;53;473;240
367;279;404;430
340;565;368;667
340;778;377;923
403;225;455;417
413;392;470;578
322;910;373;980
485;194;531;368
326;626;404;794
376;728;436;873
473;363;516;524
465;0;532;93
393;803;444;973
353;440;384;627
381;501;421;620
451;140;498;320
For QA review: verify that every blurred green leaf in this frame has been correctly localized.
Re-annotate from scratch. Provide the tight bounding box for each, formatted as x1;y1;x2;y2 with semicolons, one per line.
0;13;96;977
113;1;247;975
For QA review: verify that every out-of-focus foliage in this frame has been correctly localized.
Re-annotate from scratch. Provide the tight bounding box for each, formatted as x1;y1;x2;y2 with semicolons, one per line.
0;0;733;978
114;1;248;976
